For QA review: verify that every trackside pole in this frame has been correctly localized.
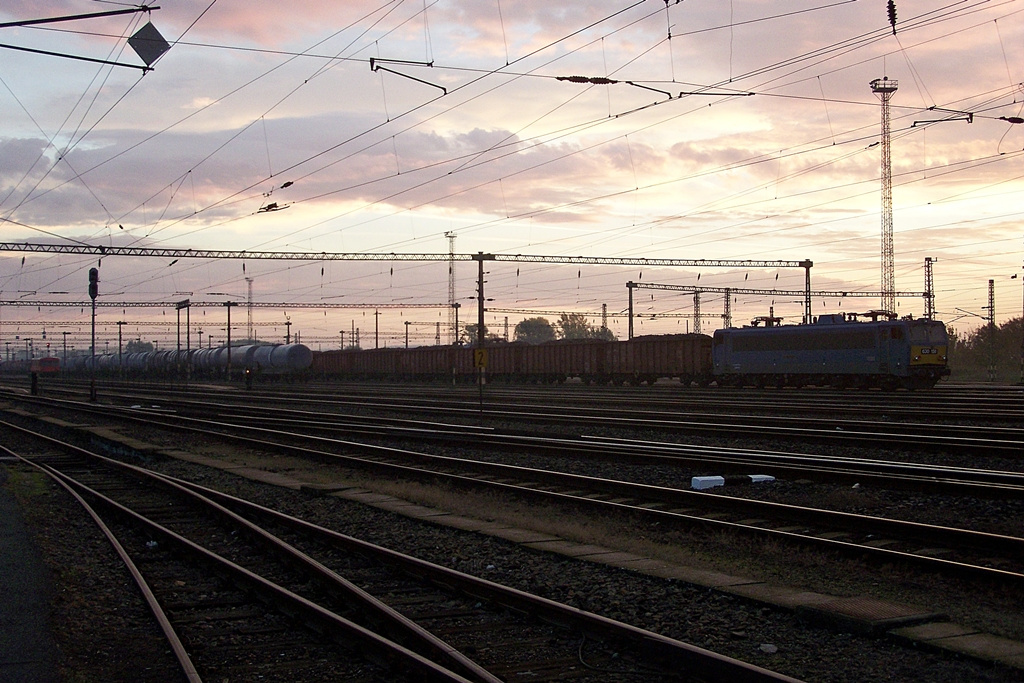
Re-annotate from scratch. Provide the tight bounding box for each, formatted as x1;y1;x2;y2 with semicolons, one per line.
89;267;98;402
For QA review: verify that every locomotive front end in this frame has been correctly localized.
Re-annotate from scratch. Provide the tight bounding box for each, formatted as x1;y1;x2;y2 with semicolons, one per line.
904;319;950;388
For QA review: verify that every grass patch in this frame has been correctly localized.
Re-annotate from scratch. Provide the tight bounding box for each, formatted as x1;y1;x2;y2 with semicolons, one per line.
3;464;52;500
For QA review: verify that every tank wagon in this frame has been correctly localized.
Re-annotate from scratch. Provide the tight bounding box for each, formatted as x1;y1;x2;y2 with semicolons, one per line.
0;357;61;375
30;357;61;374
61;343;313;379
712;315;949;389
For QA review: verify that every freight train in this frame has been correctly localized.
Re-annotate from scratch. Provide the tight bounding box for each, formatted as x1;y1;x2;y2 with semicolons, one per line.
313;334;712;386
7;316;948;390
312;315;950;389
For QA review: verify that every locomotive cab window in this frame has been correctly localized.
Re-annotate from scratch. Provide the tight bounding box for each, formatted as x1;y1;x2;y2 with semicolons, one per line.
909;323;947;343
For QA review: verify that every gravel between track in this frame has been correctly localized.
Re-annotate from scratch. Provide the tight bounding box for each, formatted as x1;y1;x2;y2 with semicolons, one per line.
3;396;1024;683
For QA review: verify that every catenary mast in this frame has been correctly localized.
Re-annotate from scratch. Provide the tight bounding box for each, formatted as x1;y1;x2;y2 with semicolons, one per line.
446;232;456;344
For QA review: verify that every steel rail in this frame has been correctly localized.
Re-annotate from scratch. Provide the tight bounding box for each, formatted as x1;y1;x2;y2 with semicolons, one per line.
161;412;1024;559
350;383;1024;422
3;421;499;683
158;471;805;683
3;419;803;683
104;388;1018;494
226;392;1024;455
10;395;1022;585
1;445;203;683
296;382;1024;422
140;409;1024;584
2;426;486;683
267;394;1024;449
223;412;1024;497
23;382;1020;452
5;387;1022;498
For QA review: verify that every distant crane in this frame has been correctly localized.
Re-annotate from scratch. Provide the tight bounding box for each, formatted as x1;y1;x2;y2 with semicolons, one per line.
871;77;898;316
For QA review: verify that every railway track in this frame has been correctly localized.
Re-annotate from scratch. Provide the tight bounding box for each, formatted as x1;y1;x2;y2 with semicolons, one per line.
286;395;1022;455
299;382;1024;424
175;400;1024;497
15;375;1024;427
10;381;1024;456
7;386;1022;498
3;421;800;683
5;393;1023;589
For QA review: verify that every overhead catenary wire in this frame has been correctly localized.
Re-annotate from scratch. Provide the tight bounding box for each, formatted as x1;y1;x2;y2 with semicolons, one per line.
3;1;1021;335
4;0;1003;264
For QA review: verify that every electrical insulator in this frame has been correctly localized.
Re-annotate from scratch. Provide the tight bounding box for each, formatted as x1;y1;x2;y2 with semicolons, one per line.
887;0;897;35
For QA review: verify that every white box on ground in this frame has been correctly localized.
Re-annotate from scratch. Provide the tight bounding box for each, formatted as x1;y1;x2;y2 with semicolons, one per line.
691;474;776;490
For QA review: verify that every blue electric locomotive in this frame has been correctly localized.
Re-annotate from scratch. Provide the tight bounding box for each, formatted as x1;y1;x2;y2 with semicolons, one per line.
711;314;949;389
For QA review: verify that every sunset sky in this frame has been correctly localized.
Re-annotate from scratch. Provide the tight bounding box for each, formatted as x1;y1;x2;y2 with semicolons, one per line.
1;1;1023;353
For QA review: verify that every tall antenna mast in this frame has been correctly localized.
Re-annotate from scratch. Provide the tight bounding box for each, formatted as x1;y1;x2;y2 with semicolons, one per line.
445;231;456;344
871;77;898;316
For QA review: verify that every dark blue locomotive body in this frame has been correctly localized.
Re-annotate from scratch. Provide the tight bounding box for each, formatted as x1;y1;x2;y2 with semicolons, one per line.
712;314;949;389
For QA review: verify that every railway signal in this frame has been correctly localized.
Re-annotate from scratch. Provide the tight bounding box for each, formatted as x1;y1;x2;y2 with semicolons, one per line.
88;268;99;401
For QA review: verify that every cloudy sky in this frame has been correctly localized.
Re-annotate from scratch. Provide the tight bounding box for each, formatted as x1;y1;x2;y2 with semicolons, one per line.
1;0;1022;353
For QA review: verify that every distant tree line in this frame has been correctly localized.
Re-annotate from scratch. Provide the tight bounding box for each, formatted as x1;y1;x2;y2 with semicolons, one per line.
948;317;1024;384
514;313;616;343
459;313;616;345
125;339;154;354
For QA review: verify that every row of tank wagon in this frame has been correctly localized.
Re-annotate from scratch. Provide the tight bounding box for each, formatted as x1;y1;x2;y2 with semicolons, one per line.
310;316;951;389
63;343;314;376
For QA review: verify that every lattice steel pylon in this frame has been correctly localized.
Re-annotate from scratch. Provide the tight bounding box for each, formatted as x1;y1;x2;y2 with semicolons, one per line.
987;278;996;383
445;231;456;344
723;288;732;328
693;291;701;335
871;77;898;316
923;257;935;320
